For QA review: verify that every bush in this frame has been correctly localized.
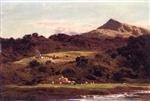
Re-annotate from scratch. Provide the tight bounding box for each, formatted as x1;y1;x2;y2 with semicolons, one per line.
112;68;137;81
95;54;102;59
111;52;118;59
113;72;124;81
92;66;103;77
45;60;52;65
24;78;41;85
38;65;48;73
75;56;88;67
61;68;76;77
29;60;41;68
86;74;96;80
88;65;107;78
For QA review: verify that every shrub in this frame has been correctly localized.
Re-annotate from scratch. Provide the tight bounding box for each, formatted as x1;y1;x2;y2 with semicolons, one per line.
45;60;52;65
95;54;102;59
29;60;41;68
91;66;103;77
111;52;118;59
113;72;124;81
61;68;76;77
88;65;107;77
86;74;96;80
24;78;41;85
75;56;88;67
38;65;48;73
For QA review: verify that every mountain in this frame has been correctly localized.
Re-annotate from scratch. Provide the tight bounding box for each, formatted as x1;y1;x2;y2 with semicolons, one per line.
82;19;150;38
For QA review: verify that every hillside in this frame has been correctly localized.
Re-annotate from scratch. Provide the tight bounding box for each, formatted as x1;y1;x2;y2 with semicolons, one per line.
14;51;97;65
82;19;150;38
1;35;150;85
0;33;127;63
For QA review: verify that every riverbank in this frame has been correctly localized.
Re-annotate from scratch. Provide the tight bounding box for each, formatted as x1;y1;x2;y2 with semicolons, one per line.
1;83;150;100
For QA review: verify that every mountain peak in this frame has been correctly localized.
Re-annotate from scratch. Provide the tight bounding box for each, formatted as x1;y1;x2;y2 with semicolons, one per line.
107;18;121;24
83;19;150;38
98;19;122;31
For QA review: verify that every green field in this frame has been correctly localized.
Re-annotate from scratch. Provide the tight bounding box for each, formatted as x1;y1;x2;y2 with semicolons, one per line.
14;51;97;65
5;83;150;91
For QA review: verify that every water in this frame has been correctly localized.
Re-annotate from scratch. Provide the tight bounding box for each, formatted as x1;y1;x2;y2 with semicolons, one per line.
64;90;150;101
1;90;150;101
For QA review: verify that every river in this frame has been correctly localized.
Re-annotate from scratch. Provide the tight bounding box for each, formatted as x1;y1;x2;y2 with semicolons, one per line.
62;90;150;101
1;90;150;101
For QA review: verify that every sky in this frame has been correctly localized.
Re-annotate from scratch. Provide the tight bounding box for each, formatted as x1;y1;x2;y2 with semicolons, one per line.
0;0;150;38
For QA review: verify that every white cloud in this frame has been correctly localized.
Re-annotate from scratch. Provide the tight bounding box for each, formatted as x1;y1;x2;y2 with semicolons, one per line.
30;19;97;37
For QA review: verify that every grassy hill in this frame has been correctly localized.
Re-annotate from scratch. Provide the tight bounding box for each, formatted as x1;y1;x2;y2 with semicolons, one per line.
14;51;97;65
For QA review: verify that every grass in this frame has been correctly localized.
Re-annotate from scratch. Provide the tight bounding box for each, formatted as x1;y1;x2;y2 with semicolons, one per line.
5;83;150;91
14;50;97;65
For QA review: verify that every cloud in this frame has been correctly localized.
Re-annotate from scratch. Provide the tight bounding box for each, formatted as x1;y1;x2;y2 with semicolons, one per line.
30;19;97;37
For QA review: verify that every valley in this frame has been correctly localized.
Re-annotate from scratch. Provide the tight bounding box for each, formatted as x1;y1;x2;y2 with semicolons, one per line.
0;19;150;100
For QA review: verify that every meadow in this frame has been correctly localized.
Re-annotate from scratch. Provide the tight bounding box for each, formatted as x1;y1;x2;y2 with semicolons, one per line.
14;51;97;65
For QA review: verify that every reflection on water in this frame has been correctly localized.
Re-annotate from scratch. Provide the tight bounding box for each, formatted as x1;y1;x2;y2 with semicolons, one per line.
1;90;150;101
66;90;150;101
